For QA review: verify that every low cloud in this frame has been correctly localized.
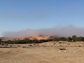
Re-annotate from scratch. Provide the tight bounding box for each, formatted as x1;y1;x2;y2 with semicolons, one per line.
3;25;84;38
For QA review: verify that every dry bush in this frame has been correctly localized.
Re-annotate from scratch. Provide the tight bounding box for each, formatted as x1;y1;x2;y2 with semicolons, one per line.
59;48;66;50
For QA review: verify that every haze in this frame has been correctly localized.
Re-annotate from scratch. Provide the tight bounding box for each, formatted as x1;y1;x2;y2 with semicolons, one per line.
3;25;84;38
0;0;84;37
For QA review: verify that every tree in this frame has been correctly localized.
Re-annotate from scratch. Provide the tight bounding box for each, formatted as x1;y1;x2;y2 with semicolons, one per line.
59;37;67;41
72;35;77;42
0;39;2;44
52;37;59;41
80;37;84;41
24;38;30;43
67;37;72;42
77;37;82;41
0;39;2;42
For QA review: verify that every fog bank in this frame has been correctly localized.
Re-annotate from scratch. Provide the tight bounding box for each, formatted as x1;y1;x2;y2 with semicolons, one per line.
3;25;84;38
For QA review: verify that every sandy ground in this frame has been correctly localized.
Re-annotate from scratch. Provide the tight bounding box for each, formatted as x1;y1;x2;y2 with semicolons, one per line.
0;41;84;63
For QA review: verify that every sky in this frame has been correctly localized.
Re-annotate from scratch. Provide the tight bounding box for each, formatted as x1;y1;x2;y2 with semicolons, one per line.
0;0;84;37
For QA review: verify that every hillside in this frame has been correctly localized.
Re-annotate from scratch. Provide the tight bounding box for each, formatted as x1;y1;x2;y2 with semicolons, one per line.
28;34;55;40
2;34;57;41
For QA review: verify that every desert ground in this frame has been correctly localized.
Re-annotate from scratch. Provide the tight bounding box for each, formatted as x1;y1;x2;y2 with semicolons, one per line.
0;41;84;63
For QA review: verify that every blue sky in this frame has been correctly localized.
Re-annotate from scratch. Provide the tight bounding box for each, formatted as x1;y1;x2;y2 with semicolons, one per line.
0;0;84;37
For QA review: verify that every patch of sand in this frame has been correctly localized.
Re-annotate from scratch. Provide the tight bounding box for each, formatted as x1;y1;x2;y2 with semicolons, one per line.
0;41;84;63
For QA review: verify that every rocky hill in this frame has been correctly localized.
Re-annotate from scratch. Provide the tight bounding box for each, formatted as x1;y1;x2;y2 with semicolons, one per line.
28;34;55;40
2;34;57;41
